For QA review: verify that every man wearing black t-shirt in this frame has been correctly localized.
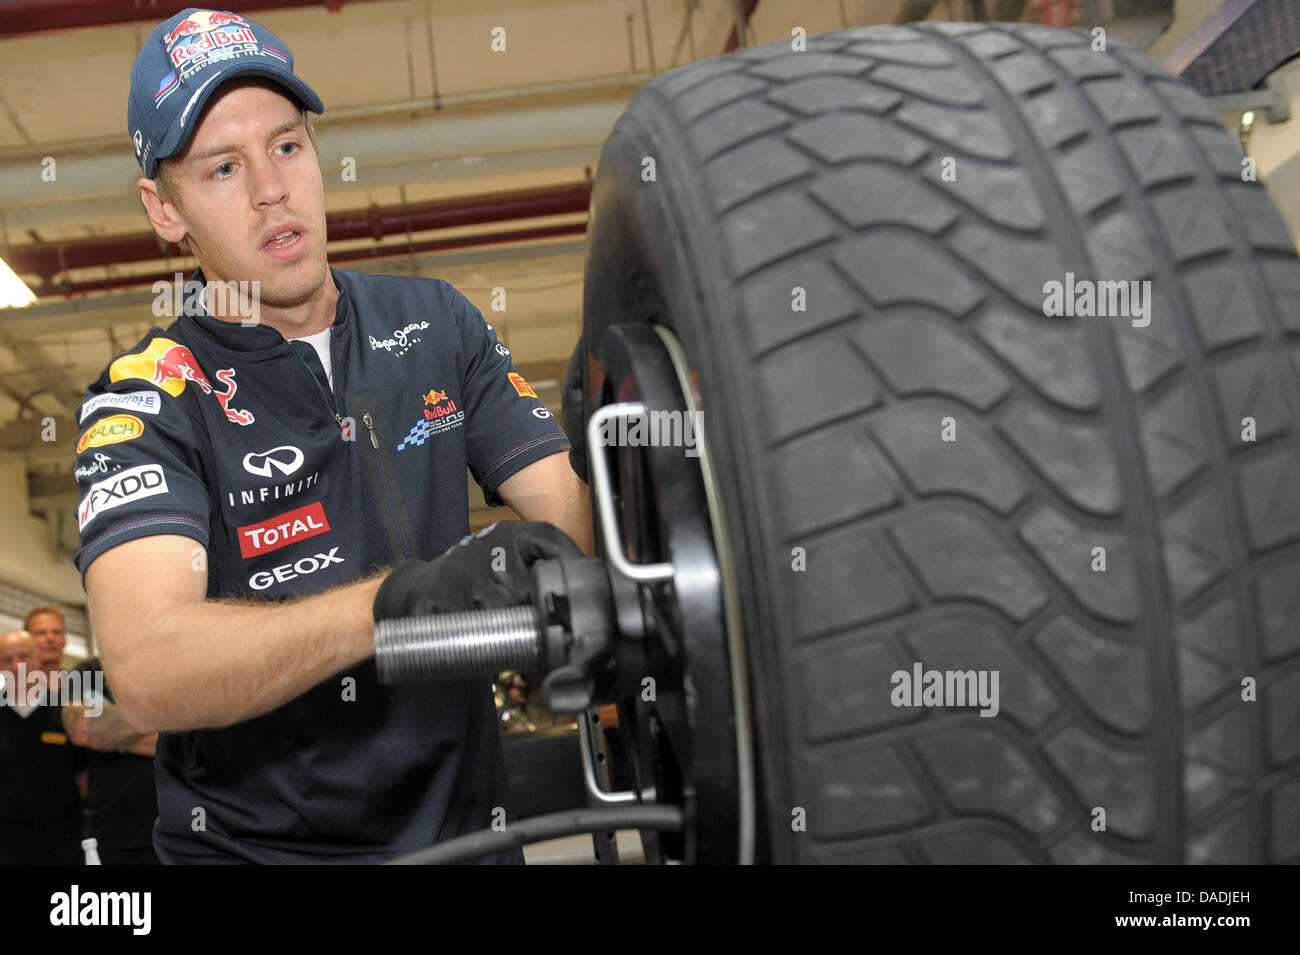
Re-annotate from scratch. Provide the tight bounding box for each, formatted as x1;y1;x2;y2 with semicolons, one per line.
0;630;84;865
63;659;160;865
73;8;592;863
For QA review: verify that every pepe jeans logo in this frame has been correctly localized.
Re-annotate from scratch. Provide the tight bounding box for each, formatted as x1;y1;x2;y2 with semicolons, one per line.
369;321;430;357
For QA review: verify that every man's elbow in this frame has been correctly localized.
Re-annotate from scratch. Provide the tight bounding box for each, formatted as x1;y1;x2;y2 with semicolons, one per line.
109;685;164;735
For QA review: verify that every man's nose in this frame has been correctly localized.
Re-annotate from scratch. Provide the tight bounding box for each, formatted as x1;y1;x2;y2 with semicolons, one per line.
249;155;289;207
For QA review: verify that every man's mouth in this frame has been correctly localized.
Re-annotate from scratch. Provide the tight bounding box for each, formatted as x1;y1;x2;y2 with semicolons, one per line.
263;230;301;250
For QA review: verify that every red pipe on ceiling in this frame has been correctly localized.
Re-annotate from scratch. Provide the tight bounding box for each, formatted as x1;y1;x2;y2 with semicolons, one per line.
45;222;588;297
0;1;388;38
10;181;593;278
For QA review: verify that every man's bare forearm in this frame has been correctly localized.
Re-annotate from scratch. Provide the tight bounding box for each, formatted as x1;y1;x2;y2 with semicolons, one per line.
107;573;385;734
558;481;595;556
63;702;141;751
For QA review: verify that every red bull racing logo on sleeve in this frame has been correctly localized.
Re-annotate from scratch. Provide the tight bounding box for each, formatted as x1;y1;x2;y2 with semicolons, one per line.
110;338;256;426
398;387;464;450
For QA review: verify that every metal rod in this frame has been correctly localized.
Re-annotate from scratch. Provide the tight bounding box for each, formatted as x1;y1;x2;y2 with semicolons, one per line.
586;402;676;583
375;605;540;683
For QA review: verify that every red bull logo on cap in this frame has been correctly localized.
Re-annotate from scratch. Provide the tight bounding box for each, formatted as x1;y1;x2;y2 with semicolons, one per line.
110;337;256;426
164;10;250;52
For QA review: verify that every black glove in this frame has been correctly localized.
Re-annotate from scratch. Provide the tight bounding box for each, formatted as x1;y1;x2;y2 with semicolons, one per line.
561;339;588;485
374;521;583;619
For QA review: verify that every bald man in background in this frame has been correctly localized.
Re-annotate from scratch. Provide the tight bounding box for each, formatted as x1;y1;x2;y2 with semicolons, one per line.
0;630;84;865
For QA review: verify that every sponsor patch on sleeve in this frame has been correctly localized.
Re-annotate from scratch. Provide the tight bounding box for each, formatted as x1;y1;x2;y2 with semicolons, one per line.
79;391;162;422
76;415;145;453
508;372;538;399
78;464;169;531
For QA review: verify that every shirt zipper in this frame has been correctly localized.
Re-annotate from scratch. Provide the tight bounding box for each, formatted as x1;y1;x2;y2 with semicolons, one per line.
286;337;414;561
286;339;347;435
360;406;414;559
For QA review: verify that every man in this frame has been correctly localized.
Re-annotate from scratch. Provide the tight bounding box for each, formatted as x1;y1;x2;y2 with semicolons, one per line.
25;605;69;692
63;658;161;865
75;8;592;863
0;631;84;865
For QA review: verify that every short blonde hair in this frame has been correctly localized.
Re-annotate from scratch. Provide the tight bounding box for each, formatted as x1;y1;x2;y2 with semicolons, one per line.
24;605;64;632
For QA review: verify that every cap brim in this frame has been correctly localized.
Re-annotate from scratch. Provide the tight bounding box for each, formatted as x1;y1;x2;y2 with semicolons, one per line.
150;64;324;177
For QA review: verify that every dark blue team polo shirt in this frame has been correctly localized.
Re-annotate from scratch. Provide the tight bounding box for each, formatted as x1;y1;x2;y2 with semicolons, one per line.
72;266;569;862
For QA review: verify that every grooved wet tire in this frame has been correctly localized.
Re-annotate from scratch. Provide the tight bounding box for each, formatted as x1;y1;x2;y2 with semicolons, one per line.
581;22;1300;863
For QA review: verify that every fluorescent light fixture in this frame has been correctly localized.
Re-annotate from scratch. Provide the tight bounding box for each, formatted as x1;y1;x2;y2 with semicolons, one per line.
0;256;36;308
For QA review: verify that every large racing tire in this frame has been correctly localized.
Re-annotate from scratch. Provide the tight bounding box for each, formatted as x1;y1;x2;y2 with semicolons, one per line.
580;21;1300;863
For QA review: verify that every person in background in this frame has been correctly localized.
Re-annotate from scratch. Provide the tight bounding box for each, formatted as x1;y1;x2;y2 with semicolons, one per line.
63;658;161;865
25;605;69;693
0;630;84;865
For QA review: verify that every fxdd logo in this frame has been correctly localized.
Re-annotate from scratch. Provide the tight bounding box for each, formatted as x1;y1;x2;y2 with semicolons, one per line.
78;465;168;530
242;446;304;478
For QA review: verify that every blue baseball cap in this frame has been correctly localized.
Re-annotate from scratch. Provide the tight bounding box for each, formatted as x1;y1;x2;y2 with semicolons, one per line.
127;8;324;179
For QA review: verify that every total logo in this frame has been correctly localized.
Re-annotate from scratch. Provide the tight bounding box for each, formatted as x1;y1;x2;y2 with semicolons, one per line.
78;464;168;531
77;415;144;453
110;338;255;426
237;501;330;558
249;547;344;592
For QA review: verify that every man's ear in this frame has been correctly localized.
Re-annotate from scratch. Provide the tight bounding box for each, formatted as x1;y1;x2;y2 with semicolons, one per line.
138;178;188;246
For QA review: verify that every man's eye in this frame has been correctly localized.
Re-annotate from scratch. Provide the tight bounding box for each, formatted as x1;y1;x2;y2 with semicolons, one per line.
277;142;298;155
210;162;235;180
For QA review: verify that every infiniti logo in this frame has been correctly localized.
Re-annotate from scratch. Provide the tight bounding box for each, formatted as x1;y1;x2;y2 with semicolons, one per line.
242;445;304;478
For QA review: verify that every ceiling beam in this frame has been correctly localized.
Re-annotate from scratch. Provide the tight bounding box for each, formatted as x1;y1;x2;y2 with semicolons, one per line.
0;240;586;336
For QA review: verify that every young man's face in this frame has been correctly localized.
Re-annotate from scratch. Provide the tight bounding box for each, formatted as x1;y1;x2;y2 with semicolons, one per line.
26;613;65;667
154;80;329;314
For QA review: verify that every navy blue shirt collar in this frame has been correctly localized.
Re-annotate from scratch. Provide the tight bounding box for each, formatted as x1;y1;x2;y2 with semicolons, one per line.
178;265;351;352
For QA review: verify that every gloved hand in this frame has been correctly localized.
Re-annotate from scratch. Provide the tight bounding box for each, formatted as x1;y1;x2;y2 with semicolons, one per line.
560;339;588;485
373;521;583;619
